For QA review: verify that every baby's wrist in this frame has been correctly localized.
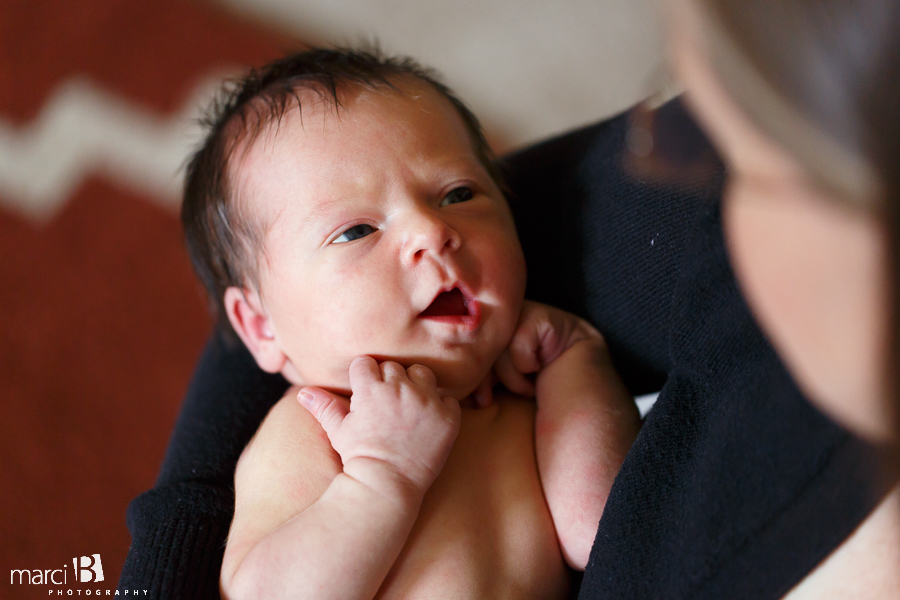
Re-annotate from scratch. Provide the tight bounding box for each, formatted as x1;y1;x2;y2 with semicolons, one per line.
568;318;604;348
342;456;430;510
571;334;608;357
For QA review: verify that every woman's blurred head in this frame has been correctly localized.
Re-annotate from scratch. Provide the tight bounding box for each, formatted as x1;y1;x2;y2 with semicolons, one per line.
668;0;900;442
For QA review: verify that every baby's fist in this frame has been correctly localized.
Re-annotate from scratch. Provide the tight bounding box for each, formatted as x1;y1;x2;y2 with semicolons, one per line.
300;357;460;495
495;300;604;396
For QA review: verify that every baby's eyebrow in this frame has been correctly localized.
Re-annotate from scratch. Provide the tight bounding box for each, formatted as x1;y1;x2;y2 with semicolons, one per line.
304;196;345;222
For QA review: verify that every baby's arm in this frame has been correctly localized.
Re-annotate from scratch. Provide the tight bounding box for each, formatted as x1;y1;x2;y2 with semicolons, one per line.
221;356;461;600
496;301;641;570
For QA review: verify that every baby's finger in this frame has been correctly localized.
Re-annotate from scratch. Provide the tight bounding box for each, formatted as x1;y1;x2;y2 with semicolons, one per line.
298;387;349;442
349;355;382;389
380;360;407;382
441;395;462;426
509;327;543;374
494;348;535;397
406;364;437;390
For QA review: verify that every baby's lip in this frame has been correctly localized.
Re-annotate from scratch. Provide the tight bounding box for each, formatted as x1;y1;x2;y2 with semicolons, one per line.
420;288;468;317
418;284;481;328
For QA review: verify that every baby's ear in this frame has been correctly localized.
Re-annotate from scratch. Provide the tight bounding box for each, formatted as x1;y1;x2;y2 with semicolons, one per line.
224;286;287;374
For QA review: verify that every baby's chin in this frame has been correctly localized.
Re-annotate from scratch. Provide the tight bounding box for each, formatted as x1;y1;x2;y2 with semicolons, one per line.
436;381;481;404
281;356;490;403
420;358;495;403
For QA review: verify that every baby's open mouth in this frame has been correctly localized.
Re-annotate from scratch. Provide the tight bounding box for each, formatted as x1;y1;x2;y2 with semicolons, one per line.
420;288;470;317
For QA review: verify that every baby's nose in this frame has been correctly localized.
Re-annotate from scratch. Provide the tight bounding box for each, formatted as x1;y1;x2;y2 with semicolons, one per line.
401;213;461;265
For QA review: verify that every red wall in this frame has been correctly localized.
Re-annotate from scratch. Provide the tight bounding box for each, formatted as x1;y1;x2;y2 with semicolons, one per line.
0;1;300;594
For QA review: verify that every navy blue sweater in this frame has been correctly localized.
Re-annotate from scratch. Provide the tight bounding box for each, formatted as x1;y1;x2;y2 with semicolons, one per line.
119;100;885;599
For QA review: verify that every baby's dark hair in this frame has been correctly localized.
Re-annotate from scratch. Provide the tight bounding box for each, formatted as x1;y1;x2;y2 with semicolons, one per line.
181;46;503;338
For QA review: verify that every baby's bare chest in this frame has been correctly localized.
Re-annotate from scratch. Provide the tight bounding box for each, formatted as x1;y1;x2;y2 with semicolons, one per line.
378;396;569;599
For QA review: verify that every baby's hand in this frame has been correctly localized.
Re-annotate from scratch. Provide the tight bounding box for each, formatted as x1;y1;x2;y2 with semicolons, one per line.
495;300;604;397
299;356;461;497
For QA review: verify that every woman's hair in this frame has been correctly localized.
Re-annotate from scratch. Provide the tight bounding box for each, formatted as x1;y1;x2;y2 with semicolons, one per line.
692;0;900;447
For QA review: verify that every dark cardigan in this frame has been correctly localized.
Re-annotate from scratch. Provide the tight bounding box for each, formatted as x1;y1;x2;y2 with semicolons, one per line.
119;100;885;599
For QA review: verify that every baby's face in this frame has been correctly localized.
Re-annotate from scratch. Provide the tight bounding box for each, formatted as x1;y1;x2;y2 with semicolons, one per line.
234;81;526;401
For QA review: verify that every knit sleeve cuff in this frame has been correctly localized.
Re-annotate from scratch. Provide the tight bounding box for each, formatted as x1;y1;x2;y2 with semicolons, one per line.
118;483;235;599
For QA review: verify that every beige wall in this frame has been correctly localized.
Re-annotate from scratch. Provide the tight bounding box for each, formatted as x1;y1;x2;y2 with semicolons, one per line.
215;0;664;150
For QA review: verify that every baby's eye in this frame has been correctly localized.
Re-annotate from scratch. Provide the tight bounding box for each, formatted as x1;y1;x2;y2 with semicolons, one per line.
333;223;377;244
439;186;474;207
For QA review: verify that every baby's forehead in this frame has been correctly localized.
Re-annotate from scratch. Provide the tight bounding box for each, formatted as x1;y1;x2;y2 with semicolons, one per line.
232;79;472;182
234;77;450;152
232;82;452;184
227;78;478;231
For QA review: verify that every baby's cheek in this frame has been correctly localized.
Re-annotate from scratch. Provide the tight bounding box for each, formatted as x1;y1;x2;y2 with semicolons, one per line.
492;237;527;301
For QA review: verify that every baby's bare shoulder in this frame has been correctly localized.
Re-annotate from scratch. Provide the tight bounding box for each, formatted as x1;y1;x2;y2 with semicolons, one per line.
236;387;340;498
225;389;342;585
230;388;340;539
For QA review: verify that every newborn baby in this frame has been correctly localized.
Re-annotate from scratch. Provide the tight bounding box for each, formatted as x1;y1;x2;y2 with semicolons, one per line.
180;48;640;600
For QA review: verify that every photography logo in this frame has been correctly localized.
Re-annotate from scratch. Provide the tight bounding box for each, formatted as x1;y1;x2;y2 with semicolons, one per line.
10;552;144;595
74;555;104;583
9;553;103;584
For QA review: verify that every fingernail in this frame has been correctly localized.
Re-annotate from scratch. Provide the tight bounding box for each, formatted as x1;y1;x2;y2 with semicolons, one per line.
298;390;315;408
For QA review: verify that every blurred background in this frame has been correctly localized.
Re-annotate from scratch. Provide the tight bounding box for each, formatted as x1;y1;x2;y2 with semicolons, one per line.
0;0;660;594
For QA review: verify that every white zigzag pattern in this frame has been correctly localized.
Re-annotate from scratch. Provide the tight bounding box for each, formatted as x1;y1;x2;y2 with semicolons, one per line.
0;76;226;221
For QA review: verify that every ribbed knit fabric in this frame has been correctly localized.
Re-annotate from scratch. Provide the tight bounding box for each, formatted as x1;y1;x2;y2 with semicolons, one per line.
121;484;233;598
118;328;288;598
119;100;885;599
